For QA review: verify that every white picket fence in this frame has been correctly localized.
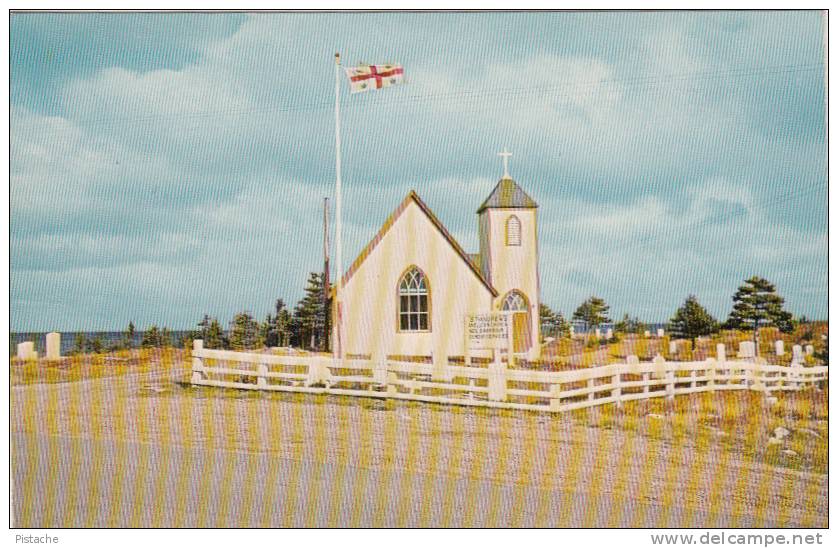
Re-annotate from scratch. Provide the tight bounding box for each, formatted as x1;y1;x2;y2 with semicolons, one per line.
189;340;828;413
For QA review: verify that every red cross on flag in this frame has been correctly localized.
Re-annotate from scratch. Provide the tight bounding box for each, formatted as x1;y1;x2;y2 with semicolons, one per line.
344;63;405;94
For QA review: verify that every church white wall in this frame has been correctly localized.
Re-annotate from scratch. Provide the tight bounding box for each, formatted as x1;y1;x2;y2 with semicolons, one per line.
481;208;542;359
341;200;495;360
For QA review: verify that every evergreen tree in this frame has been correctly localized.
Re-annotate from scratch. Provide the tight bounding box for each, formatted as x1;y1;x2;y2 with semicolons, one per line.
196;314;226;349
198;314;210;335
74;333;87;355
726;276;794;347
206;317;225;349
540;304;570;338
141;325;161;348
572;296;611;333
272;299;292;348
262;314;277;348
277;307;292;347
122;320;136;349
229;312;262;350
668;295;718;349
614;313;646;335
89;334;104;354
292;273;327;350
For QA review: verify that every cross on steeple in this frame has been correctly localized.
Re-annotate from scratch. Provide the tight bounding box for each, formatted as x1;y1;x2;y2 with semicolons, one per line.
498;148;512;178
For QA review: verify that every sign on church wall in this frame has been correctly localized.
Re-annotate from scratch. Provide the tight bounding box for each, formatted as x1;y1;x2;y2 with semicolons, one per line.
466;312;510;350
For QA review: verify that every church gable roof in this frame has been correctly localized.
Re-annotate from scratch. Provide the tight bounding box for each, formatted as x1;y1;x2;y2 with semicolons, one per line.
340;191;498;296
477;176;538;213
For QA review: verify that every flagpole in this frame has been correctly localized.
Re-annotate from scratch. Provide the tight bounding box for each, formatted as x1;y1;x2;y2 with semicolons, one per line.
334;52;344;361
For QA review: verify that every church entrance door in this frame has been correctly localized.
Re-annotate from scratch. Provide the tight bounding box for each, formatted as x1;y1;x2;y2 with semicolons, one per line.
500;291;531;355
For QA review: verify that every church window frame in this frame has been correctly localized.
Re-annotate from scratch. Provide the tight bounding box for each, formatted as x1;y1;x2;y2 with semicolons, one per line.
506;215;522;246
500;289;528;312
397;265;431;333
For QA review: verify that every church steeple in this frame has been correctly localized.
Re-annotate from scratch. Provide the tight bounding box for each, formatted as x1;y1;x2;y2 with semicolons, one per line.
477;147;541;360
477;148;538;213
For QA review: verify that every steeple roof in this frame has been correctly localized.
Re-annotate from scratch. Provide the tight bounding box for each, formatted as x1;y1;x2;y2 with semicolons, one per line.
477;176;538;214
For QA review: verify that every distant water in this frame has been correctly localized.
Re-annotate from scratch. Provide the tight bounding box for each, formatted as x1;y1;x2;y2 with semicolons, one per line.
570;322;668;334
9;331;195;356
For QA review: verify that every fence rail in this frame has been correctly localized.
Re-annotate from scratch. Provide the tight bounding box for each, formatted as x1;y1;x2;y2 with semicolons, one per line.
189;340;828;413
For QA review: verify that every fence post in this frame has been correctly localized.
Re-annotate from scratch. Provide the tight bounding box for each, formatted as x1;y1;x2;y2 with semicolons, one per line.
653;354;674;400
705;358;716;392
386;371;398;397
666;369;675;400
373;356;388;386
432;351;452;382
612;366;623;408
488;355;508;402
257;362;268;388
306;357;330;387
752;358;767;393
191;339;205;384
549;382;562;412
790;361;802;391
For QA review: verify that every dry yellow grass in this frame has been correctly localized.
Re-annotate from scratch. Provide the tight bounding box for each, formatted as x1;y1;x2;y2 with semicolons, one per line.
10;347;185;385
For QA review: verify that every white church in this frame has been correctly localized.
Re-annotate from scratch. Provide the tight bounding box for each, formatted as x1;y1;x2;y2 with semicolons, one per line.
334;151;542;362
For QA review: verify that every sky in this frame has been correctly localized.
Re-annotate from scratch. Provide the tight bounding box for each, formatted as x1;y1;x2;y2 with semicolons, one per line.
10;11;827;331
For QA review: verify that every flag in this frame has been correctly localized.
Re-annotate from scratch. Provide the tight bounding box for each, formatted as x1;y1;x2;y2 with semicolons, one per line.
344;63;404;94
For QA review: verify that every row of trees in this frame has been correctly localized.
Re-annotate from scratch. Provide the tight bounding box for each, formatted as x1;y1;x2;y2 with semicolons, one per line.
71;321;180;353
193;272;329;351
542;276;801;348
72;271;330;354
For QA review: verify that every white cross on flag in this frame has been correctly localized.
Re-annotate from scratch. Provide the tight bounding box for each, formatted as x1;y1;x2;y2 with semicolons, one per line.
344;63;405;93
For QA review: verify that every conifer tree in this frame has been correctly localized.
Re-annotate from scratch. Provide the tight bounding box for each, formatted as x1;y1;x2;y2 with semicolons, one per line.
229;312;262;350
74;333;87;354
122;320;136;349
572;296;611;333
292;273;327;350
614;313;646;335
669;295;718;349
726;276;794;347
141;325;161;348
540;304;570;338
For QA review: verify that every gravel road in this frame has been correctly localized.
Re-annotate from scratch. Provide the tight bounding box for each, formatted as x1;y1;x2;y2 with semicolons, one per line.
10;366;828;528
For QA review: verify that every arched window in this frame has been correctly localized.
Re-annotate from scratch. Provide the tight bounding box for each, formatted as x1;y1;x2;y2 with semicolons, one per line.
501;290;528;311
398;266;430;331
506;215;521;246
501;290;531;353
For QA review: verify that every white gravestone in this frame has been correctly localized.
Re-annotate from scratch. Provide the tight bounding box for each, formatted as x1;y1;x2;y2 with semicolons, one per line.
792;345;804;363
569;326;575;338
17;341;36;360
644;330;650;338
774;340;785;356
738;341;755;358
46;332;61;360
656;328;665;338
606;328;613;339
805;344;814;356
716;343;726;362
669;340;678;355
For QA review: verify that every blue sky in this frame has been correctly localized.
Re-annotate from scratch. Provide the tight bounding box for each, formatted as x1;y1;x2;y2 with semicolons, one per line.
10;11;827;331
